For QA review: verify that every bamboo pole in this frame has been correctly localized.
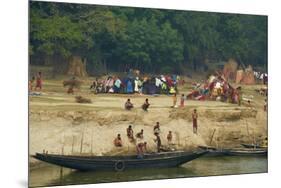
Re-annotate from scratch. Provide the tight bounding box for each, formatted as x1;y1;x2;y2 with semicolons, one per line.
245;120;251;143
61;132;65;155
60;133;65;183
71;135;75;154
80;129;85;154
209;129;216;146
90;128;94;155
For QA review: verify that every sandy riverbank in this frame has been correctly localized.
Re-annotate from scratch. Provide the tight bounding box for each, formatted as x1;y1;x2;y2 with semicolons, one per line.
29;81;267;167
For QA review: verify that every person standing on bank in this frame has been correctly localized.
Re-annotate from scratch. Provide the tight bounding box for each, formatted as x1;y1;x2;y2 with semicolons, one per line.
35;71;43;91
192;109;198;134
153;122;161;136
180;94;185;107
172;93;177;108
154;133;162;152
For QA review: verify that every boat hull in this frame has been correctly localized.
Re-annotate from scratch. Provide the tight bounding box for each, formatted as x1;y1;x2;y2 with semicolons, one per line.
197;145;229;157
241;144;267;149
32;151;208;171
225;149;267;156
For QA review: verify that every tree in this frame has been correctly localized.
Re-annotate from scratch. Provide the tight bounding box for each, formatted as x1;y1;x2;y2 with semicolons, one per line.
29;1;268;75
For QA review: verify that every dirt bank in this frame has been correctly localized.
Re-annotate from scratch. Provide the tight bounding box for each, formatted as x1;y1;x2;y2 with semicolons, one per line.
29;81;267;167
29;101;267;166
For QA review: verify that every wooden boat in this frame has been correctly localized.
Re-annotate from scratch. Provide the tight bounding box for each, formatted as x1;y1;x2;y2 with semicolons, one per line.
32;150;208;171
197;145;229;157
225;148;267;156
198;145;267;157
241;143;267;149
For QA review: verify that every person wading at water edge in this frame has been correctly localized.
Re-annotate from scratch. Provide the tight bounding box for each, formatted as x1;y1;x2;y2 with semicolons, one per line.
192;109;198;134
125;98;134;110
114;134;123;147
142;98;150;111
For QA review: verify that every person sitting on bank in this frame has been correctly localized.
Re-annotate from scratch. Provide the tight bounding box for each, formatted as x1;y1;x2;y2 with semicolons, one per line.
167;131;172;144
125;98;134;110
136;142;147;158
126;125;135;142
142;98;150;111
136;129;144;139
114;134;123;147
153;122;161;136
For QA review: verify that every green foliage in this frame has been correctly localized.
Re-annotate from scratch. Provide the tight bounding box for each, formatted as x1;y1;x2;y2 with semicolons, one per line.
29;1;267;74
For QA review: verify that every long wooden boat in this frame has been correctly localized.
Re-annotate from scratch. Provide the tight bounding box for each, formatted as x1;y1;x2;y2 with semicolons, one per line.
197;145;229;157
32;150;208;171
225;149;267;156
198;145;267;157
241;143;267;149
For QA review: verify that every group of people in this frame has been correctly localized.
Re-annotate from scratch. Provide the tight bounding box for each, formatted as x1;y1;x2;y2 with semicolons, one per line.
124;93;185;112
113;109;199;156
186;73;243;105
113;122;176;157
89;74;184;95
124;98;150;111
29;71;43;92
171;93;186;108
254;71;268;85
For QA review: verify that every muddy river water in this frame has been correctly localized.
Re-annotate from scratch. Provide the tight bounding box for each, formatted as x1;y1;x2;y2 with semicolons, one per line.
29;156;267;187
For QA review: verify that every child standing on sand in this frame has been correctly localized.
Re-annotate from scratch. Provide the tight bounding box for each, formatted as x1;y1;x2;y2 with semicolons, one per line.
180;94;185;107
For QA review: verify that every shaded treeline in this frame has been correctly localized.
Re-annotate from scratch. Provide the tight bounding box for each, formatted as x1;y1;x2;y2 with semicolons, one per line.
29;1;267;75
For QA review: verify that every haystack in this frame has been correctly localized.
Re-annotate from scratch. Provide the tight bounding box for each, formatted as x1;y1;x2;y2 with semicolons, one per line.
241;66;255;85
67;56;88;77
223;58;238;81
236;70;244;84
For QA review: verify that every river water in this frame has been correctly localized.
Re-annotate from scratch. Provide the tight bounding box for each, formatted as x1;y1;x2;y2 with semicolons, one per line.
29;156;267;187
